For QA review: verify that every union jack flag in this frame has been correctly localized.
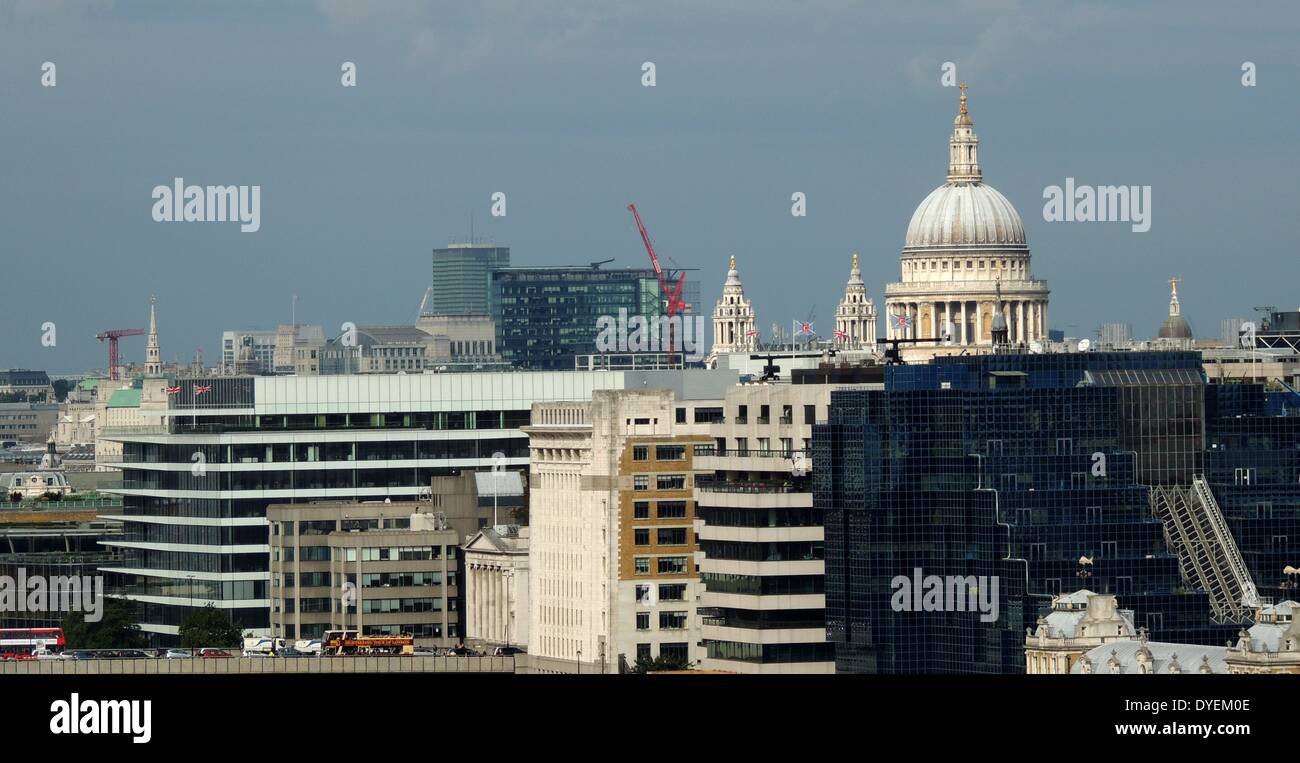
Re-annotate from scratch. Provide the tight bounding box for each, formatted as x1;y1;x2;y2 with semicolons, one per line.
833;330;849;341
164;386;182;395
890;313;911;330
795;322;814;336
745;328;759;337
194;385;212;395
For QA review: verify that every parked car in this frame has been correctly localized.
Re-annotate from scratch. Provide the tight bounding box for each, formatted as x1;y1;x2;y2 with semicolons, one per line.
115;649;150;659
493;646;526;656
277;647;305;657
198;648;232;658
60;650;98;661
409;648;439;656
450;646;482;657
164;648;192;659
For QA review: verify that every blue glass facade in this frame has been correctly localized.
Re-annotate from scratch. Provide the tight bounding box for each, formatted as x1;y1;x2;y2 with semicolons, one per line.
813;351;1300;673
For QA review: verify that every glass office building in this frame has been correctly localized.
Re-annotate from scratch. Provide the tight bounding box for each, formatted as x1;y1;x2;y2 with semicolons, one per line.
492;266;699;370
1204;383;1300;607
813;351;1270;674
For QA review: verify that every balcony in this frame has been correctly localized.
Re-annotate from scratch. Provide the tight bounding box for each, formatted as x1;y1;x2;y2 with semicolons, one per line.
695;477;807;494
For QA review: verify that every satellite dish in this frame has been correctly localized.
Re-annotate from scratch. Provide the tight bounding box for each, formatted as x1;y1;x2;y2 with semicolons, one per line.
1029;341;1043;354
1077;339;1092;352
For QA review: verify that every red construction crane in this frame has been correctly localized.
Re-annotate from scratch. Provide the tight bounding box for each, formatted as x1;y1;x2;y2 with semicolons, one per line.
628;204;688;366
95;328;145;380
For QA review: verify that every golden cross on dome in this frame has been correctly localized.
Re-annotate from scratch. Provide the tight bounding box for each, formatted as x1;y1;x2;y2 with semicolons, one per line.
730;254;736;270
959;82;968;114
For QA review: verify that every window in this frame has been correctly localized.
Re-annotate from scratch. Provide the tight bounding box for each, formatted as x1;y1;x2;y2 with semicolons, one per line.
634;557;651;575
675;408;687;424
637;643;652;662
656;474;686;490
633;475;649;491
659;611;688;630
633;501;650;520
634;528;650;546
660;643;688;662
736;405;748;424
803;405;816;425
657;527;688;545
633;446;649;461
636;612;650;630
655;445;685;461
658;583;686;601
656;500;687;519
658;556;689;574
635;584;652;604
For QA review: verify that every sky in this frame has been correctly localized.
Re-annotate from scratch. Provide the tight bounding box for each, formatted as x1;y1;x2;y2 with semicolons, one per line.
1;0;1297;372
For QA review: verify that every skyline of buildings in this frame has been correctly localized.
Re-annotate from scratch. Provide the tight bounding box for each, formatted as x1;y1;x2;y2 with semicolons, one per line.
4;79;1298;681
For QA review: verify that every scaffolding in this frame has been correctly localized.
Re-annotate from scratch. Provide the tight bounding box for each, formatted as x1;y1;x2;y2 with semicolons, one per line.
1150;476;1260;624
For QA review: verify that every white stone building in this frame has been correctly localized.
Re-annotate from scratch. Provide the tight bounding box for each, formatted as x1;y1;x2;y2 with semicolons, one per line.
884;84;1049;354
463;525;530;651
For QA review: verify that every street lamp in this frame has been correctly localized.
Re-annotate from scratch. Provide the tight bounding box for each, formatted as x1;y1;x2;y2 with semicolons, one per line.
502;569;514;650
576;647;581;675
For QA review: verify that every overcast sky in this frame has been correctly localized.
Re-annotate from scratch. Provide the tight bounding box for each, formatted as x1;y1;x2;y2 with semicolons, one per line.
2;0;1296;372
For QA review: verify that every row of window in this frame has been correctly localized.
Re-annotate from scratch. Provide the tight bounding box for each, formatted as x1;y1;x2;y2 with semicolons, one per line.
636;611;689;630
633;527;690;546
633;474;688;491
632;445;687;462
632;500;689;519
633;556;692;575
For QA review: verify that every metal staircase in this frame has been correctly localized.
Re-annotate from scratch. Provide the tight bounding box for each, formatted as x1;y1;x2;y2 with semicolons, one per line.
1150;476;1259;624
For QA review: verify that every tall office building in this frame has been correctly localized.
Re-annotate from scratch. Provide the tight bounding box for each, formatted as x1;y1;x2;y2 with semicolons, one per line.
99;369;732;644
815;351;1248;674
524;386;736;673
693;367;882;673
430;244;511;316
493;266;699;370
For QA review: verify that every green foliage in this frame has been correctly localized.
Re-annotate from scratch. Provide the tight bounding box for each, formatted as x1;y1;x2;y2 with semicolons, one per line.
52;379;71;402
62;597;146;650
177;604;242;648
630;653;692;674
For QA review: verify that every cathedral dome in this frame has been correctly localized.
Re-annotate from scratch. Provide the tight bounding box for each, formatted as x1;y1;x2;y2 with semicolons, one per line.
902;83;1027;254
903;182;1026;251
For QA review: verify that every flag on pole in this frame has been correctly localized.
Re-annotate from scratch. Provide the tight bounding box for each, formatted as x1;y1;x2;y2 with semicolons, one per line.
833;330;849;341
164;386;182;395
194;385;212;395
890;313;911;330
795;321;814;337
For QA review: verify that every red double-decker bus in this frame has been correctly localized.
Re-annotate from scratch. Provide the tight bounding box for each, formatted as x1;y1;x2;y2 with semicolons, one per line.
0;628;66;659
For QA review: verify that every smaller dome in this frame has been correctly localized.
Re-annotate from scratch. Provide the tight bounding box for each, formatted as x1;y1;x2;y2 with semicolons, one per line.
1158;316;1193;340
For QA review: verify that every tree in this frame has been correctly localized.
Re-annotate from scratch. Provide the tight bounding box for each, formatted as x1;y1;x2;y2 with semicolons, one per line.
62;597;147;650
52;379;72;402
630;653;692;674
177;604;242;648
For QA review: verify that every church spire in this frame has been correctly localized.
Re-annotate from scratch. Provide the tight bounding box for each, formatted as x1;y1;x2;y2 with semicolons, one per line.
145;295;162;375
948;82;982;183
1168;276;1181;317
